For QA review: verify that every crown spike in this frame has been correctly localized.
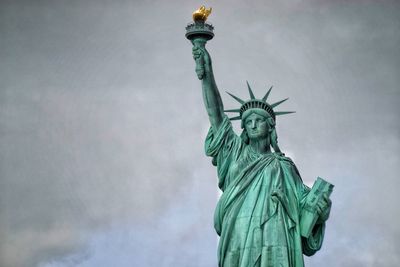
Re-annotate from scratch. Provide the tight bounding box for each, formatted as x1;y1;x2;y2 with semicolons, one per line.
270;98;289;108
226;91;245;104
275;111;296;116
262;86;273;101
229;116;242;121
224;109;241;113
246;81;255;99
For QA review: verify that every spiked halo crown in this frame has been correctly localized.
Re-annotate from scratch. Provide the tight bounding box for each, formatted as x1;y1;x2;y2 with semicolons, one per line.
225;81;295;126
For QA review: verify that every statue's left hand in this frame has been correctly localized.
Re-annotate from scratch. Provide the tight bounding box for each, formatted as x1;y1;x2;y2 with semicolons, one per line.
316;193;332;224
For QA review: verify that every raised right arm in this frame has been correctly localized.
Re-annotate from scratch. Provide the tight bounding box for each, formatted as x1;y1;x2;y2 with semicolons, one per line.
192;46;224;130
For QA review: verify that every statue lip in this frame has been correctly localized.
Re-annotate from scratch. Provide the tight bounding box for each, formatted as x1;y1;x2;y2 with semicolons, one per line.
248;130;263;135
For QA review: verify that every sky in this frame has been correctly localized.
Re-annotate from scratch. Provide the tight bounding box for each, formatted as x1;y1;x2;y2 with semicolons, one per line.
0;0;399;266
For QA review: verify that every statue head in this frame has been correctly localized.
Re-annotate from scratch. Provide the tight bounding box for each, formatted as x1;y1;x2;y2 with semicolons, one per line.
242;109;274;141
225;82;295;152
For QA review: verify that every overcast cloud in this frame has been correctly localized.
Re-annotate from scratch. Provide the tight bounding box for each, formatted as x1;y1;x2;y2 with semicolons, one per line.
0;0;399;266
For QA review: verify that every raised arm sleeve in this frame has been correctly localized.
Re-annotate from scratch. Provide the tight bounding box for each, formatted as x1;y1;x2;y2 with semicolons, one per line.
204;115;242;190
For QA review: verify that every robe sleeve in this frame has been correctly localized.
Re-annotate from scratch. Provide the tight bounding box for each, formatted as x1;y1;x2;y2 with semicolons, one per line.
294;166;326;256
204;115;242;190
280;156;326;256
302;222;326;256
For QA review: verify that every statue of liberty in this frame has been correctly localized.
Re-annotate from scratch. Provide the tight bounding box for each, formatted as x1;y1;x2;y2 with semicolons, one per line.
186;7;333;267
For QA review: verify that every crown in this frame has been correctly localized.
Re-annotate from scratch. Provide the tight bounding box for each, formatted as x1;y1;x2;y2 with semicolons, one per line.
224;81;295;122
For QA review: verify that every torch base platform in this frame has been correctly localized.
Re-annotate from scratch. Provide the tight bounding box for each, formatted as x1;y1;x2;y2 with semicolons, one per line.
185;21;214;41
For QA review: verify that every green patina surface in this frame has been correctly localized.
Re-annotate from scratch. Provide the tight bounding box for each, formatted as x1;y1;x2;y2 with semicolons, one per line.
186;18;333;267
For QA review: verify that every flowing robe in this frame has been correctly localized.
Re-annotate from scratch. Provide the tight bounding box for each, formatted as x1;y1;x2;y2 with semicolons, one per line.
205;116;325;267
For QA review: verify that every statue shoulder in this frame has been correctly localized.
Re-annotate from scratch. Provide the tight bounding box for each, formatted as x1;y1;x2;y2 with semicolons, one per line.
272;152;294;164
272;153;304;182
272;152;300;172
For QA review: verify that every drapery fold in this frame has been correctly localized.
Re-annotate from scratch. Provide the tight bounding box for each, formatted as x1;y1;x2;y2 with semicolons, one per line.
205;116;325;267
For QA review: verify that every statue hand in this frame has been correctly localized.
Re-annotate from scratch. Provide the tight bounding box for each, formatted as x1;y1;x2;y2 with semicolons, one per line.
316;193;332;224
192;46;212;80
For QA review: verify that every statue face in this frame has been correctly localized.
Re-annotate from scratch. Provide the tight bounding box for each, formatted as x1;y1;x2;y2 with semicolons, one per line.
244;112;270;140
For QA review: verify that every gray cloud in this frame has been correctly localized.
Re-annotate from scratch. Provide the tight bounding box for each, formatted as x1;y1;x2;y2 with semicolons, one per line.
0;0;399;266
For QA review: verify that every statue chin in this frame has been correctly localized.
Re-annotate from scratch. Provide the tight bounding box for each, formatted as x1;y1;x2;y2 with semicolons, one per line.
248;134;268;141
246;129;269;140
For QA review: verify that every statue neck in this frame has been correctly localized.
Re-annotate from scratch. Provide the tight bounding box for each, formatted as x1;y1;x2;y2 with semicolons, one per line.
249;138;271;154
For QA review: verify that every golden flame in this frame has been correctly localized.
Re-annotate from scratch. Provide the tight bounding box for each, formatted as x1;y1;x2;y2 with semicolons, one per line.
192;6;212;22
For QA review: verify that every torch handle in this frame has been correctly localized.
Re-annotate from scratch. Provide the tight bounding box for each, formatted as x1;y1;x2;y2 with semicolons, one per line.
192;38;208;80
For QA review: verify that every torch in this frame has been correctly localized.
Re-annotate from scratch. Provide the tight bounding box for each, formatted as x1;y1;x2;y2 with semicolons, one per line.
185;6;214;80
